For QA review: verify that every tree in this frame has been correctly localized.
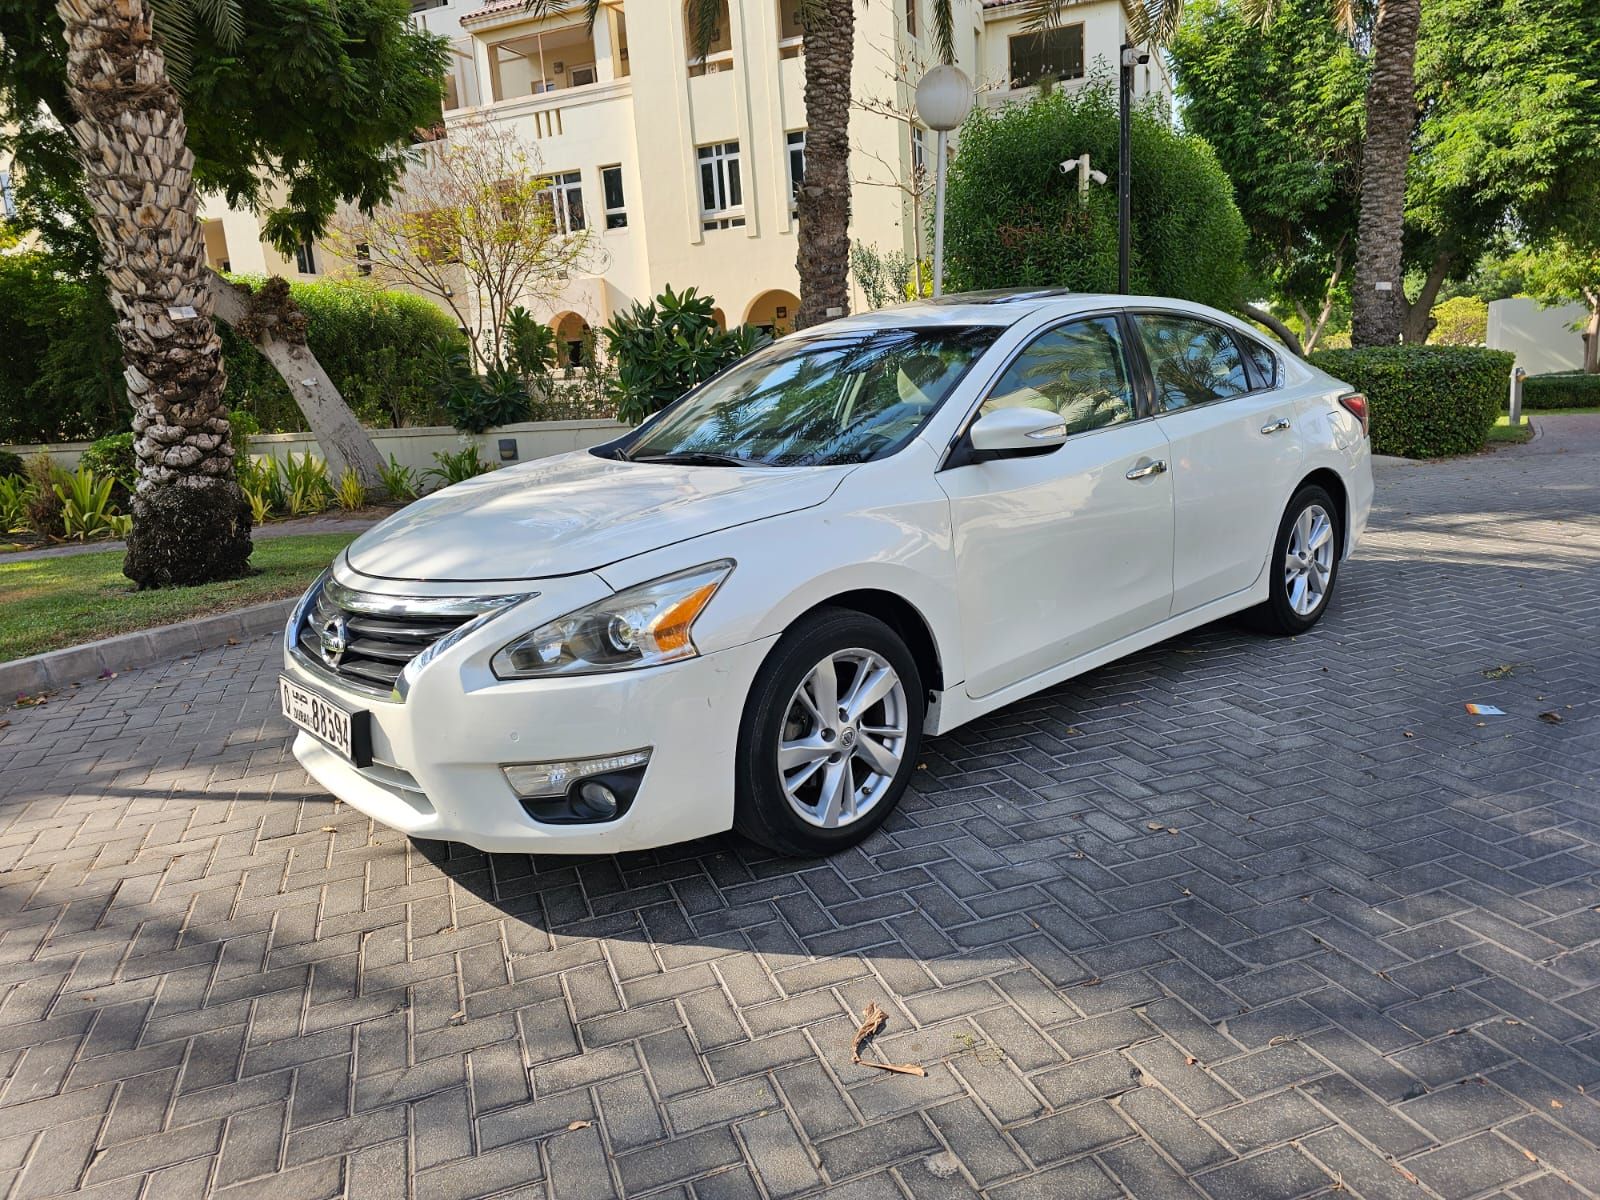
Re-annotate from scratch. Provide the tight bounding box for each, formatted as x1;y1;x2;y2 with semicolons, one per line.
53;0;253;587
1170;0;1367;353
1;0;450;506
940;82;1246;310
333;120;597;372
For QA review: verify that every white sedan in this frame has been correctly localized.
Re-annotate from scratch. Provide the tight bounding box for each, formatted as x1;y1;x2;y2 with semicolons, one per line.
281;291;1372;857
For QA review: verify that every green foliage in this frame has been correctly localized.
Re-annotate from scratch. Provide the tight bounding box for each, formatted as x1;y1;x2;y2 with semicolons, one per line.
219;277;465;432
0;252;126;443
1169;0;1366;315
941;83;1246;309
53;467;119;542
1523;373;1600;409
601;286;772;425
334;468;368;512
426;347;532;434
1309;346;1513;457
0;0;449;267
378;455;419;502
279;452;332;516
1429;296;1487;346
0;450;24;480
505;307;558;379
850;242;927;310
79;433;137;504
425;445;493;488
0;476;27;533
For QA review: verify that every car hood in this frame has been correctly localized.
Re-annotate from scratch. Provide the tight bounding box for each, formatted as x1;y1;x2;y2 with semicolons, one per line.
344;450;848;582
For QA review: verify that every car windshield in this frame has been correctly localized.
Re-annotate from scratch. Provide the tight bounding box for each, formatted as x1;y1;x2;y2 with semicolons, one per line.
622;325;1002;467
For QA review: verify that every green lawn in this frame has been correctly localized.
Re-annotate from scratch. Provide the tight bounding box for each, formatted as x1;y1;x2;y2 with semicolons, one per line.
1;533;356;663
1488;414;1536;444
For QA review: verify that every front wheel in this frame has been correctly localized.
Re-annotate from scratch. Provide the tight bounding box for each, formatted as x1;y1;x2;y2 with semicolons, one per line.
734;608;924;857
1252;484;1342;635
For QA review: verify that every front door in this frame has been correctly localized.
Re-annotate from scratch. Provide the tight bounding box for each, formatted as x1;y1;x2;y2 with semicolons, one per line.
937;315;1176;700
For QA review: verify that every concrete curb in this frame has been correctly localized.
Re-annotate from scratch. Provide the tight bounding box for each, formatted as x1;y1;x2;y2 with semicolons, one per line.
3;599;294;700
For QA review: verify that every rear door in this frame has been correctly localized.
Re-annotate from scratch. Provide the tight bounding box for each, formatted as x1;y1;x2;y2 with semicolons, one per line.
937;314;1175;699
1129;310;1304;615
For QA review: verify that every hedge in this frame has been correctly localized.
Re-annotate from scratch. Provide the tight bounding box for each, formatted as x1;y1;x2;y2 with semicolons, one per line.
1522;371;1600;409
219;277;466;432
1308;346;1513;458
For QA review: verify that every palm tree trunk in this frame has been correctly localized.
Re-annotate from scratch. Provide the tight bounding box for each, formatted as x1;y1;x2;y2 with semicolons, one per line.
57;0;251;587
1350;0;1420;347
794;0;854;330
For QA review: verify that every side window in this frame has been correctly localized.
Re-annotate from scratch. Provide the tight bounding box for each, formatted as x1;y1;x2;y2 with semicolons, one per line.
1134;313;1250;411
980;316;1135;435
1242;337;1279;388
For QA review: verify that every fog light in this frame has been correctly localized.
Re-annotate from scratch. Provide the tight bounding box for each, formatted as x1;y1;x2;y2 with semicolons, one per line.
575;780;619;820
502;750;651;799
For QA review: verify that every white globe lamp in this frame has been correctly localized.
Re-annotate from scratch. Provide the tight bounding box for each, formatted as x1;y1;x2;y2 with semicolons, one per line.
914;65;973;297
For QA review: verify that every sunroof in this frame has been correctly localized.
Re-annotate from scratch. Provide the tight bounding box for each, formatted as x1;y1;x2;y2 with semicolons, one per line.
919;288;1077;306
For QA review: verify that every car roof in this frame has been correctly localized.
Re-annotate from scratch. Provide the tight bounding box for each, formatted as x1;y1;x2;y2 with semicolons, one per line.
812;290;1266;339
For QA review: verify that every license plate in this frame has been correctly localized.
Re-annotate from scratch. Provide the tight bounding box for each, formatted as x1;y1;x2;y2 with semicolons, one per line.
280;675;373;767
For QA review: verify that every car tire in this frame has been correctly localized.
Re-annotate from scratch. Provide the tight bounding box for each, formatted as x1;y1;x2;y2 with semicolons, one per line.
1252;483;1342;635
734;608;924;857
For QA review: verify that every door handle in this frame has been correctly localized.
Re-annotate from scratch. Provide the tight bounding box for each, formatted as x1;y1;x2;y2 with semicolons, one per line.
1260;418;1291;435
1125;459;1168;481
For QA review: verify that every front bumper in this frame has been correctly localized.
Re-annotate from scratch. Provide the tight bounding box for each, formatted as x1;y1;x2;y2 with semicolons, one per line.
283;575;777;854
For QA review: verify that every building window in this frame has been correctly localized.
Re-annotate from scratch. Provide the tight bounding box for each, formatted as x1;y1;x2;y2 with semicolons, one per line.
410;0;447;11
295;239;318;275
355;242;373;277
905;0;917;37
686;0;735;76
540;170;586;235
911;126;927;176
786;131;806;211
601;165;628;229
697;141;744;230
0;170;14;219
1008;25;1085;88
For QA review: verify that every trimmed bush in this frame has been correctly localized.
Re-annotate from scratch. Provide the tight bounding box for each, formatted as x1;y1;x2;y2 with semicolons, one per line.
942;83;1247;308
79;432;138;502
1522;371;1600;409
1308;346;1513;458
219;277;467;432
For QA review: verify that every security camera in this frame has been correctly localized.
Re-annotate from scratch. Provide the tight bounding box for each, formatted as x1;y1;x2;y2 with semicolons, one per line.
1058;160;1074;175
1088;168;1108;185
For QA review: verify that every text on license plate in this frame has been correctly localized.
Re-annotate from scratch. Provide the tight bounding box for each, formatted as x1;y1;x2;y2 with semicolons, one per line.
280;676;371;766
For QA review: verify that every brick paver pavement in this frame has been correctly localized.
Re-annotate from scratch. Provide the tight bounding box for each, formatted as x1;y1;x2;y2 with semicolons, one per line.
3;426;1599;1200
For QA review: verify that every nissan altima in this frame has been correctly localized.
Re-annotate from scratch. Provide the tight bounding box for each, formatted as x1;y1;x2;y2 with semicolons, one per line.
281;290;1372;857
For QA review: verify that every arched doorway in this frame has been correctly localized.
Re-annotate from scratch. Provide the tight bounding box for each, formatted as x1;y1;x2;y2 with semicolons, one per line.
551;311;590;368
711;307;727;331
744;289;800;337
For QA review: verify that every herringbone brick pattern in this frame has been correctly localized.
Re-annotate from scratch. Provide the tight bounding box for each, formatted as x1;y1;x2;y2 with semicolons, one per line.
3;432;1599;1199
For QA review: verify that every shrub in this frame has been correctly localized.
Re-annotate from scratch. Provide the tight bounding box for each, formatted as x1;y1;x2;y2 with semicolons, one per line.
217;276;467;432
1430;296;1488;346
0;476;28;533
23;451;63;537
1308;346;1513;458
0;450;24;480
79;432;138;505
941;82;1247;308
602;286;771;425
0;252;126;443
334;468;368;512
425;445;493;488
54;467;120;542
1522;371;1600;409
378;455;419;502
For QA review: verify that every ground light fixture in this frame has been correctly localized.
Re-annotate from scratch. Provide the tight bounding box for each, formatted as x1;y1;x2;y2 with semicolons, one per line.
915;64;974;298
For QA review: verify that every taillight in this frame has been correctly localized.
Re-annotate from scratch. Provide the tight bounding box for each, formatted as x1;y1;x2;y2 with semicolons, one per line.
1339;393;1369;438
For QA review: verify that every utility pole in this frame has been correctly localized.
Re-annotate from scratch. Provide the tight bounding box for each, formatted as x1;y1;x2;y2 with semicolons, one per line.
1118;43;1149;294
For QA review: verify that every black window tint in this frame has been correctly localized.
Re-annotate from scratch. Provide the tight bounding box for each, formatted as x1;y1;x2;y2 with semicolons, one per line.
1134;313;1250;411
1243;338;1278;388
980;316;1135;435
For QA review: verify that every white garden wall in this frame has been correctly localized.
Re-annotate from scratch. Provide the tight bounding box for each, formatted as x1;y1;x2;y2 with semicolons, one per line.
1487;298;1588;375
8;418;628;476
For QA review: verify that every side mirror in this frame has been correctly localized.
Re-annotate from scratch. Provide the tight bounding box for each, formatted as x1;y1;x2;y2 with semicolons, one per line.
968;407;1068;456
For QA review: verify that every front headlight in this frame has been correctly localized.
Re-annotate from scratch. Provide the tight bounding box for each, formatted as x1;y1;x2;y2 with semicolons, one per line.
491;560;734;679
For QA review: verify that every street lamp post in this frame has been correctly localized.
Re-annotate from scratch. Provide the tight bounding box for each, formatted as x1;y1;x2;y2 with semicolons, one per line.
1118;43;1149;295
915;65;973;298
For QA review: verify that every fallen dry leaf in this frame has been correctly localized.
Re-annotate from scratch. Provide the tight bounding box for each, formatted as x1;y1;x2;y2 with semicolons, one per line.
566;1120;592;1130
226;637;240;646
850;1002;925;1077
320;826;337;833
1185;1055;1198;1066
1551;1100;1563;1109
1538;711;1563;725
1523;1149;1538;1162
1146;822;1163;831
1403;731;1415;738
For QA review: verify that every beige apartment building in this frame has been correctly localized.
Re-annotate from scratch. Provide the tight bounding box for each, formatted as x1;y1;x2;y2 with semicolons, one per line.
200;0;1170;349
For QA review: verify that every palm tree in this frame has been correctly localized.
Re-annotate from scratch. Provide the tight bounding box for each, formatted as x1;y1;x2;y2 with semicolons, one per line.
55;0;252;587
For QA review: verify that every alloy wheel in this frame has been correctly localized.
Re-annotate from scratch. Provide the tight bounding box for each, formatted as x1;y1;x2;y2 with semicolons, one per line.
777;648;909;829
1283;502;1335;616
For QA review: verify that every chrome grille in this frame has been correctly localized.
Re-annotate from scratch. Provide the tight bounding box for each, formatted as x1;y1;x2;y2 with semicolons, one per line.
291;576;529;697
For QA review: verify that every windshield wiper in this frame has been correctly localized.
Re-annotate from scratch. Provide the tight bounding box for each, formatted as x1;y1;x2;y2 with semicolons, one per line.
631;451;767;468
